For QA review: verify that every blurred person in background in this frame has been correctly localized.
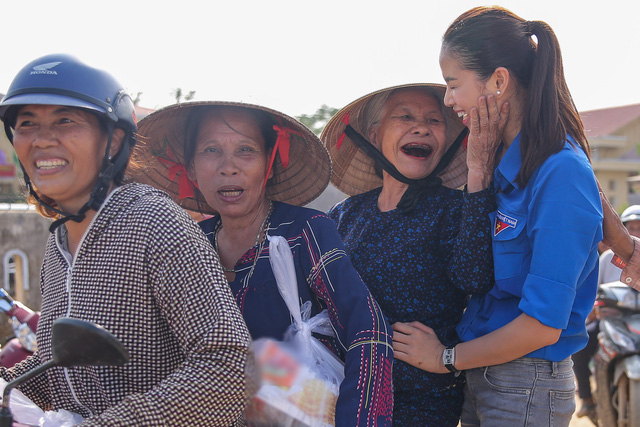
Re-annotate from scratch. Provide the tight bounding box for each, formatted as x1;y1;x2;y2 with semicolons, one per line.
572;205;640;420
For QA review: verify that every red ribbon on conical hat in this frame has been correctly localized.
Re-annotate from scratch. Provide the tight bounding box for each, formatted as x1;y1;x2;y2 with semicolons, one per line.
156;157;197;199
162;144;197;199
262;123;302;191
155;141;196;200
336;112;350;150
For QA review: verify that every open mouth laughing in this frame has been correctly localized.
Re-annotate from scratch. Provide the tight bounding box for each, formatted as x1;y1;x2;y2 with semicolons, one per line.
401;143;433;159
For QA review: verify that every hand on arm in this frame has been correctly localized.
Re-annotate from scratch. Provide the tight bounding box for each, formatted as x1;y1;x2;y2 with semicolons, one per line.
595;179;640;289
392;321;448;374
620;237;640;290
598;178;634;261
393;313;560;373
466;95;509;193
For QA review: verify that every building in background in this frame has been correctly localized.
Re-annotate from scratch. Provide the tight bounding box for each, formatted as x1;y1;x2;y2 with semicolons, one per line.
582;103;640;210
0;119;20;203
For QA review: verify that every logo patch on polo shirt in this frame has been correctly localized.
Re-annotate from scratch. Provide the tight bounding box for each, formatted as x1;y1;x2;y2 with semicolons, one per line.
495;211;517;236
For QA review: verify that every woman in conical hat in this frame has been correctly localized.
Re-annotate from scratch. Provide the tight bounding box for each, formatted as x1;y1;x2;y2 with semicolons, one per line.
323;83;504;425
134;101;394;426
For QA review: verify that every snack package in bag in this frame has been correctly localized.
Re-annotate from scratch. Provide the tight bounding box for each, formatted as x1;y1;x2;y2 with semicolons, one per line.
246;236;345;427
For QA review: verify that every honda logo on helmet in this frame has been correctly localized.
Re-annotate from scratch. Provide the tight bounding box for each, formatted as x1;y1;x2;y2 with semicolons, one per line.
30;62;62;75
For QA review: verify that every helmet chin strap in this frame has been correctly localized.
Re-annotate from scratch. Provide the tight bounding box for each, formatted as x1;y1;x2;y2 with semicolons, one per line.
11;121;125;233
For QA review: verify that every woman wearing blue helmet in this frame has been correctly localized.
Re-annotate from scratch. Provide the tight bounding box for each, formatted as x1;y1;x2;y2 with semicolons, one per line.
0;54;137;231
0;54;256;425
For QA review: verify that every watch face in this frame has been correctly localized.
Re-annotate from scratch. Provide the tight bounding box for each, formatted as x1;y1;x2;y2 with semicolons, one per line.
443;347;456;372
443;350;454;364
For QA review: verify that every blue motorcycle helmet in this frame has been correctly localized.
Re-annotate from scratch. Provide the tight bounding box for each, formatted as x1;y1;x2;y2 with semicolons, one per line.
0;53;137;231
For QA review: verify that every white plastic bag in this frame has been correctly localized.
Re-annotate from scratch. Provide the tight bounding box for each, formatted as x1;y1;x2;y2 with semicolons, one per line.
246;236;345;426
40;409;84;427
0;378;44;426
0;379;84;426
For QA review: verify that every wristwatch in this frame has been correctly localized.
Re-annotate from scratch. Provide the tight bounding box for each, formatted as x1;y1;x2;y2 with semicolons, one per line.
442;345;458;373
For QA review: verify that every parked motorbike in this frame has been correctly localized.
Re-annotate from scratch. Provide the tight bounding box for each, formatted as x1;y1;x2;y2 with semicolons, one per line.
0;318;129;427
594;280;640;427
0;289;39;368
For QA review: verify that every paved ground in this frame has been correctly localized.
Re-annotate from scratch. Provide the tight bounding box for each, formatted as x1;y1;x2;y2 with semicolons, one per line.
570;395;598;427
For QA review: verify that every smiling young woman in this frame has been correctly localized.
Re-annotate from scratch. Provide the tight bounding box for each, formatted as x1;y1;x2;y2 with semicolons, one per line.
390;7;603;427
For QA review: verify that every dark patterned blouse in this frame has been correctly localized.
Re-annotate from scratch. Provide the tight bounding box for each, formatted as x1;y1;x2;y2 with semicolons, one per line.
200;202;394;426
329;185;495;426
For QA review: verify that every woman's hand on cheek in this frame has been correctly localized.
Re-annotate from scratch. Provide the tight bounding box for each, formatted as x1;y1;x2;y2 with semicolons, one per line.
392;321;447;373
466;95;510;191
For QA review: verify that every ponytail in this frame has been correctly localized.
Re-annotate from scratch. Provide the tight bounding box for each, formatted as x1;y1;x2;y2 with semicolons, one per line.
442;6;590;187
519;20;590;186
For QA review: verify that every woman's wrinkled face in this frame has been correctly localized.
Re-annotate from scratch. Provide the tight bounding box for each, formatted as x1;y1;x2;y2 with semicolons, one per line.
188;109;271;220
12;104;110;212
370;88;448;180
440;51;492;127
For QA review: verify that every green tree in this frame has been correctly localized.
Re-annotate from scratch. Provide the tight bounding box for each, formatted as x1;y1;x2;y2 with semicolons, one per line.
171;88;196;103
297;104;338;136
131;92;143;106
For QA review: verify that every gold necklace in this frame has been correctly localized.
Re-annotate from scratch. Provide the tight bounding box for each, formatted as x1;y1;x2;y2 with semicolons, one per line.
214;201;273;273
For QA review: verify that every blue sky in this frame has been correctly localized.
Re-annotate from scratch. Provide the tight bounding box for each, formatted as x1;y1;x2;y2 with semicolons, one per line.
2;0;637;116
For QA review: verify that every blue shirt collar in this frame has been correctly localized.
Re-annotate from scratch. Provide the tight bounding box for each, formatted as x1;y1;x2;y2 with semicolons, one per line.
495;133;522;191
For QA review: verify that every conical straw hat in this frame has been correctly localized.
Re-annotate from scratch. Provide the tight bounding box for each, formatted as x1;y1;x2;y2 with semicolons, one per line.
321;83;467;196
132;101;332;214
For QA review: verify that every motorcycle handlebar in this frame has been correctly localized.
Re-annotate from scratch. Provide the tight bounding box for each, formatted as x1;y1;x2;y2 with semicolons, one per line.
0;289;15;315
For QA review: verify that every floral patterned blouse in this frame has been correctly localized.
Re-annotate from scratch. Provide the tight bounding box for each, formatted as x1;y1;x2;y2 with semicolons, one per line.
329;185;495;426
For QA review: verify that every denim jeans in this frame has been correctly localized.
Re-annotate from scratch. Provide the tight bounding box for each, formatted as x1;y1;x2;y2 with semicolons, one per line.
461;357;575;426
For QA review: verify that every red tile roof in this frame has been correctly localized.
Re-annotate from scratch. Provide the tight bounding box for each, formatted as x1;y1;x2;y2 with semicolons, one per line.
581;103;640;138
134;105;154;120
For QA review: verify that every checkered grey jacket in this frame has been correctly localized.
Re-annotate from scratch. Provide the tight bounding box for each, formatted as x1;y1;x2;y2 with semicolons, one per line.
2;184;256;426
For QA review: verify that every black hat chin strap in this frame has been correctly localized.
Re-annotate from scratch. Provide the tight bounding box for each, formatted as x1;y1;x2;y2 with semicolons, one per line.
47;204;91;232
344;125;468;213
19;168;90;232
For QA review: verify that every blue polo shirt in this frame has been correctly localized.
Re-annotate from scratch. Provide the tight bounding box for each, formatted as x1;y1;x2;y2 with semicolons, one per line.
457;134;603;361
